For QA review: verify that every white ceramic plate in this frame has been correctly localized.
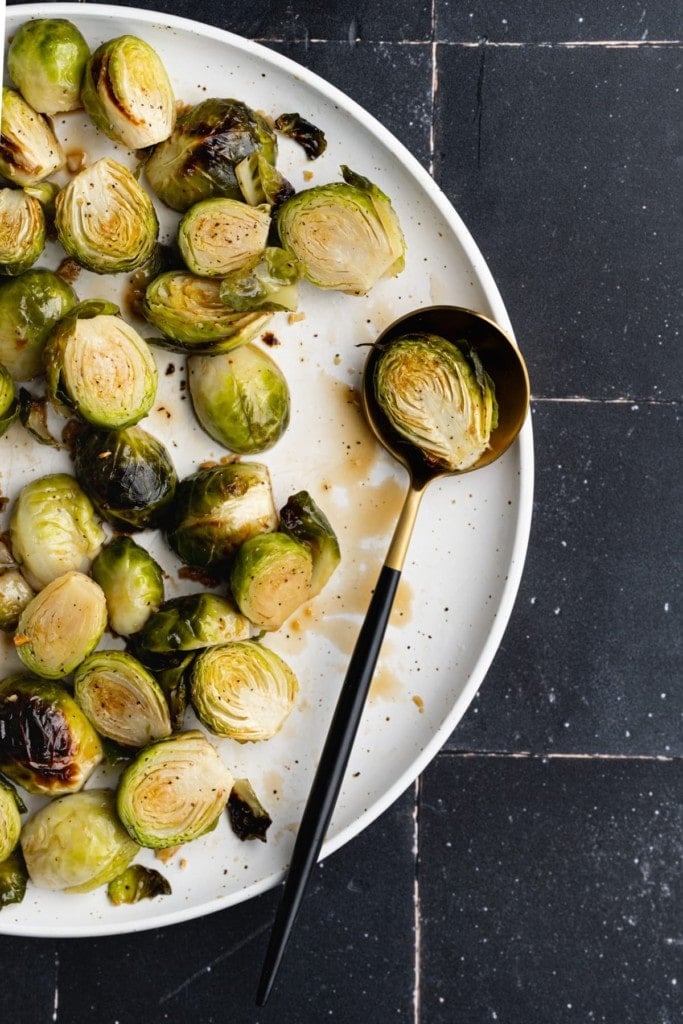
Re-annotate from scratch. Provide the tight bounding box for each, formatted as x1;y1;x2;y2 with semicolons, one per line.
1;3;533;937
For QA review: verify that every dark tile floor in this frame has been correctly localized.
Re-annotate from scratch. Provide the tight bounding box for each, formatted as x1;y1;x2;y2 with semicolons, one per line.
2;2;681;1022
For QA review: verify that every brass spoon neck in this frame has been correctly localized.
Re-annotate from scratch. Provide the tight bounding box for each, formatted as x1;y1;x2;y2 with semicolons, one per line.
385;484;426;571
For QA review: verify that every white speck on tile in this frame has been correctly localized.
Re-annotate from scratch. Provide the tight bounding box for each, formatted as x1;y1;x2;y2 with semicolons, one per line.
554;607;561;615
664;602;670;612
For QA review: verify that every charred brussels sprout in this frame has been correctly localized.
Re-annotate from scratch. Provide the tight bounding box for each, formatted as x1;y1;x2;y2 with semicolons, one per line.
277;165;406;295
166;462;278;572
55;157;159;274
280;491;341;598
227;778;272;842
229;533;313;631
144;98;278;212
0;673;104;795
372;333;499;471
21;789;139;892
9;473;105;590
0;268;77;381
0;362;19;437
74;651;172;748
107;863;171;905
0;849;28;908
0;188;46;276
14;572;108;679
91;536;165;636
0;87;65;186
117;730;234;848
143;270;271;353
0;778;24;863
218;247;301;312
274;112;327;159
7;18;90;115
81;35;175;149
234;151;294;208
130;592;251;668
72;424;177;531
178;198;271;278
188;344;290;454
190;641;298;742
44;303;158;428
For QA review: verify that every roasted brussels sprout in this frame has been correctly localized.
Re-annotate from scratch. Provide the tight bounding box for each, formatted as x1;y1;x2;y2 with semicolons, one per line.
21;789;139;892
107;863;171;905
14;571;108;679
17;388;60;447
0;673;104;795
116;730;234;848
0;569;34;632
191;641;298;742
372;333;499;471
177;198;271;278
188;344;290;454
81;35;175;149
0;849;28;908
154;654;194;732
130;592;251;668
74;651;172;748
71;424;177;530
144;98;278;212
44;303;158;428
0;362;19;437
0;87;65;186
143;270;271;353
227;778;272;842
277;165;406;295
279;490;341;598
7;18;90;115
218;247;301;312
166;462;278;571
0;268;77;381
274;111;327;159
55;157;159;274
229;532;313;631
91;536;165;636
9;473;105;590
234;151;294;208
0;187;46;276
0;778;24;863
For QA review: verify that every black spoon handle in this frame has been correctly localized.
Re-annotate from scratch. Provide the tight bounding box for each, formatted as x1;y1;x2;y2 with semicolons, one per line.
256;562;401;1006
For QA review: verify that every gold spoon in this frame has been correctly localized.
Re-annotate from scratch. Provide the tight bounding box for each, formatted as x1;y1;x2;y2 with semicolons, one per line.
257;305;530;1004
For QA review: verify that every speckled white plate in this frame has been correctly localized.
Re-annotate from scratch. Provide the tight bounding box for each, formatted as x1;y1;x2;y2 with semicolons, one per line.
1;3;533;937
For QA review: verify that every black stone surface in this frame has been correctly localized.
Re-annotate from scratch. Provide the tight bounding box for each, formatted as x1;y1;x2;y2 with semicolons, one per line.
2;2;681;1023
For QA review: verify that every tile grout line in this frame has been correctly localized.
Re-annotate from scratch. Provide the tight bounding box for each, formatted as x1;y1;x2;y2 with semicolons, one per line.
442;749;680;762
412;774;422;1024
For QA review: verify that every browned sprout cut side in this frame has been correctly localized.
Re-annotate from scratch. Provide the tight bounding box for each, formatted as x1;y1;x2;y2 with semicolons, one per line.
74;651;172;749
0;87;65;185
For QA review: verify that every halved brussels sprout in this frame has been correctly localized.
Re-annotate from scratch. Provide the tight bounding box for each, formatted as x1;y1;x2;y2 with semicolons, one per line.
276;165;406;295
218;247;301;312
9;473;105;590
130;592;251;668
274;111;328;159
234;151;294;208
372;333;499;471
0;188;46;276
71;423;177;530
166;462;278;572
7;18;90;115
21;789;139;892
144;98;278;212
227;778;272;842
0;673;104;795
0;362;19;437
0;268;78;381
229;532;313;631
188;344;290;454
55;157;159;274
0;87;65;186
0;778;24;863
116;730;234;848
0;849;27;908
44;303;158;428
107;863;171;905
14;571;108;679
74;651;172;748
143;270;271;352
91;536;165;636
178;198;271;278
81;35;175;149
191;641;298;742
279;491;341;598
0;569;34;632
